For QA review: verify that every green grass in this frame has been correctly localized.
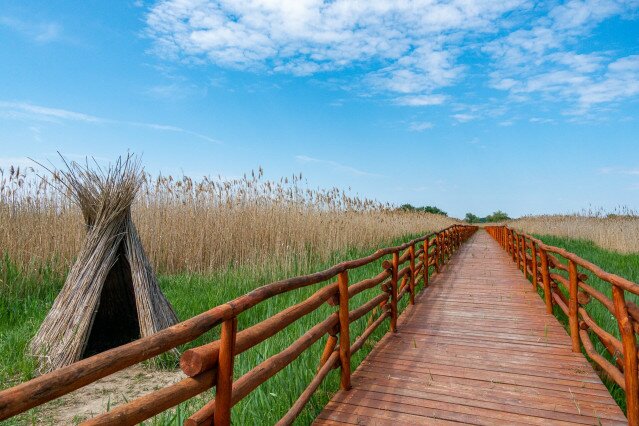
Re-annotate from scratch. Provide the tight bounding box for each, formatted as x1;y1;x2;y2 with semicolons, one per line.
1;235;422;425
531;235;639;413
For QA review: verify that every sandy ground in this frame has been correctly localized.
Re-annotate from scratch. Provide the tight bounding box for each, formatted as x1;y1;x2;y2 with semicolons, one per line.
36;365;185;424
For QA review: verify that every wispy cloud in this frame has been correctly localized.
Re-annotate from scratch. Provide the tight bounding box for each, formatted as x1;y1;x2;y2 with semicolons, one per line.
409;121;434;132
145;1;526;101
0;16;62;43
144;1;639;115
452;113;476;123
0;101;101;123
394;94;447;107
599;166;639;176
0;101;220;144
295;155;384;178
485;0;639;114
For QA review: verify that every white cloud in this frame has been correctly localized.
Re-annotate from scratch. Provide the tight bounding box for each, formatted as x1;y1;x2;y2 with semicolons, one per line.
0;101;102;123
0;17;61;43
146;0;527;99
295;155;384;178
409;121;434;132
394;94;447;107
452;113;476;123
145;0;639;114
485;0;639;113
0;101;220;144
599;166;639;176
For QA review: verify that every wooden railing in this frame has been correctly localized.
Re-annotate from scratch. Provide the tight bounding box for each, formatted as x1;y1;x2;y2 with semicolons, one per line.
486;225;639;424
0;224;477;425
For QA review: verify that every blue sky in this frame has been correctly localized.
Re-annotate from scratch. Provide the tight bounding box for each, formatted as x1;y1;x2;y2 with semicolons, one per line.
1;0;638;218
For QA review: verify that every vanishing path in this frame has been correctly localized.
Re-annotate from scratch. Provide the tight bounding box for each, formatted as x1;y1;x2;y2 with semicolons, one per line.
316;230;626;425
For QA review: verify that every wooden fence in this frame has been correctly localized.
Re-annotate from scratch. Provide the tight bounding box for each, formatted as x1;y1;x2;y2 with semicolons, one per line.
485;225;639;424
0;224;477;425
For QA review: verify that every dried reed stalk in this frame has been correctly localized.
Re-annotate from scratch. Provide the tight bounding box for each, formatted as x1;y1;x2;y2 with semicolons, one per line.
509;215;639;253
28;156;178;373
0;165;458;276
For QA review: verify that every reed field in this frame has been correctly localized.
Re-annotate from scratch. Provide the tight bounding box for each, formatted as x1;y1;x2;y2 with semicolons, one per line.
0;165;456;277
0;163;455;424
2;235;420;424
510;211;639;254
4;162;639;423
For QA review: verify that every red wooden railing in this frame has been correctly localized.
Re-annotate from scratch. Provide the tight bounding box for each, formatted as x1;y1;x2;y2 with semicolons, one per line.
486;225;639;424
0;224;477;425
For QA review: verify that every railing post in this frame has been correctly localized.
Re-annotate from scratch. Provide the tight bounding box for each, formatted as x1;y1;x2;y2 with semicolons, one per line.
409;244;415;304
612;285;639;424
531;241;538;291
423;239;429;288
214;316;238;426
539;247;553;314
444;230;449;262
511;230;516;262
319;333;338;370
568;260;580;353
522;236;528;280
519;235;525;273
434;236;440;273
337;270;351;390
390;252;399;333
520;235;526;274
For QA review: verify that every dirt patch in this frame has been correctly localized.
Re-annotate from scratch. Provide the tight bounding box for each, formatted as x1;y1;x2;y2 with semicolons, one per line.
37;366;185;424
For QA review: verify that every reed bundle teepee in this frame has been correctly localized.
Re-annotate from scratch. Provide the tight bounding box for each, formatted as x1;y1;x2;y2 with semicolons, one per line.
29;155;178;373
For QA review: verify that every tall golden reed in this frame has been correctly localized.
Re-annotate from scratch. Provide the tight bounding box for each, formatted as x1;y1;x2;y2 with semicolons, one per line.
0;165;457;276
509;214;639;253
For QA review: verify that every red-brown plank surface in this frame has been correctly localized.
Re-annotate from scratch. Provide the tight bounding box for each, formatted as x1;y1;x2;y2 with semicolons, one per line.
316;230;626;425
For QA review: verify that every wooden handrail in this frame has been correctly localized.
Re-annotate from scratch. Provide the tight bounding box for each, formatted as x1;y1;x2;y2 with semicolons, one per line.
0;224;477;424
485;225;639;424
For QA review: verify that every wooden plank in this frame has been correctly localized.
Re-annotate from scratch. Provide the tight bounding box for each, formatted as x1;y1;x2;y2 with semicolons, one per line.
314;231;626;425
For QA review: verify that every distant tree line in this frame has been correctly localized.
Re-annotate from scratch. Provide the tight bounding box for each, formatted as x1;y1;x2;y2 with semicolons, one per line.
464;210;510;223
396;204;510;223
398;204;448;216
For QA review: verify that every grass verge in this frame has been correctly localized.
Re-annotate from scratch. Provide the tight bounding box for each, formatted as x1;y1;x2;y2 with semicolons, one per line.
1;234;423;425
532;235;639;413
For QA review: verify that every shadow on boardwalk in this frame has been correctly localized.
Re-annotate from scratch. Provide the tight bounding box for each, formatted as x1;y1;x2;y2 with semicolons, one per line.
316;231;626;425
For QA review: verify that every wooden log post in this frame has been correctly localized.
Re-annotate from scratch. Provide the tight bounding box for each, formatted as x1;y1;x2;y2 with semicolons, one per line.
337;271;351;390
520;235;526;273
612;285;639;424
318;334;337;370
423;240;429;288
531;242;538;291
568;260;580;353
520;235;526;275
511;230;516;262
433;237;440;274
521;236;527;279
453;227;458;251
409;244;416;304
390;252;399;333
444;231;449;263
214;317;238;426
537;247;554;313
501;227;506;249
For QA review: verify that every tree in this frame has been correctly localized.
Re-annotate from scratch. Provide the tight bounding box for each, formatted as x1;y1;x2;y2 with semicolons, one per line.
398;204;448;216
464;212;480;223
485;210;510;222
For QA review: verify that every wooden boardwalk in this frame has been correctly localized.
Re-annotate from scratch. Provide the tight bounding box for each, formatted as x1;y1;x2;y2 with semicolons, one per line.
316;230;626;425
